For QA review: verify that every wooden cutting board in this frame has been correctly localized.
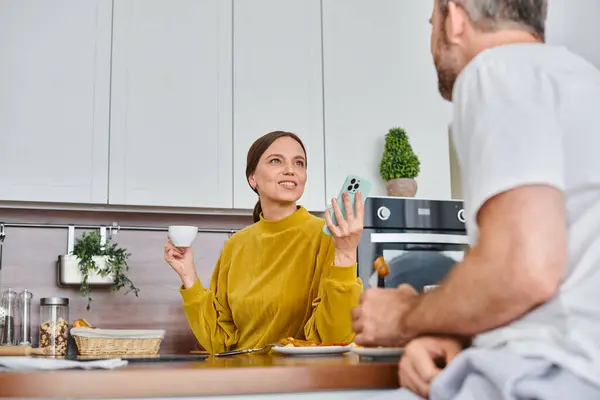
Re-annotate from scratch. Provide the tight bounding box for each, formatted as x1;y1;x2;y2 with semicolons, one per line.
0;346;45;356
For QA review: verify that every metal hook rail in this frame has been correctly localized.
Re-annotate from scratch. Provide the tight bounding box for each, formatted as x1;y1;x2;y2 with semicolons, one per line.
0;221;238;275
0;221;238;236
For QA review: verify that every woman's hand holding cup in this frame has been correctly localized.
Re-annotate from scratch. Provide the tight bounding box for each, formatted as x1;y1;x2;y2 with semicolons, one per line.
164;225;199;289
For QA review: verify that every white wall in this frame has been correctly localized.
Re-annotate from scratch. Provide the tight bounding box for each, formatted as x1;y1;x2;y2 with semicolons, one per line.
323;0;453;203
546;0;600;69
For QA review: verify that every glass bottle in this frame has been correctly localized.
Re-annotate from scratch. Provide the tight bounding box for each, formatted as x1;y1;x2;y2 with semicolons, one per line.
1;288;17;345
39;297;69;356
17;289;33;346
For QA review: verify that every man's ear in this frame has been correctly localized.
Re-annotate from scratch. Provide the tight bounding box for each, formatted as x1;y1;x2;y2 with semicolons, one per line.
445;1;468;45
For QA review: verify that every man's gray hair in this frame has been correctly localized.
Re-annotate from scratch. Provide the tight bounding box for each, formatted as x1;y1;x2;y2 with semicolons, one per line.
439;0;548;39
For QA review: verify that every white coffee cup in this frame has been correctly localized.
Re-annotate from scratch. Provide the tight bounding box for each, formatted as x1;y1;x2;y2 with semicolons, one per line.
168;225;198;247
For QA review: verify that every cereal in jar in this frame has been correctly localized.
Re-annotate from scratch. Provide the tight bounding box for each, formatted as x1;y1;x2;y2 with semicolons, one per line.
39;297;69;356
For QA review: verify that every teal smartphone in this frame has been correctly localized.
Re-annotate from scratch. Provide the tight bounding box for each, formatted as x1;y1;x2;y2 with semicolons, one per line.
323;175;372;236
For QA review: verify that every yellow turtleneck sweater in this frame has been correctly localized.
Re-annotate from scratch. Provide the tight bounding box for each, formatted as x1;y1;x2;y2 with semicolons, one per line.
179;206;363;354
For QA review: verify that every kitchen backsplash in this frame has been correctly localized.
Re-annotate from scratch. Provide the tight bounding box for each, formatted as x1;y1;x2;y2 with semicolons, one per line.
0;207;253;354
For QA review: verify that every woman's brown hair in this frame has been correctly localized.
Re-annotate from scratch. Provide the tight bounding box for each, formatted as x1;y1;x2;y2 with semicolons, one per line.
246;131;307;223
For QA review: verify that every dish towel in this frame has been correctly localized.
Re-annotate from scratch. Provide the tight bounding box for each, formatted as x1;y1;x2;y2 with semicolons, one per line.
0;356;128;371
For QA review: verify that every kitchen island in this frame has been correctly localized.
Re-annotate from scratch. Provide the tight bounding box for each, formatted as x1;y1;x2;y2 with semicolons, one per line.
0;353;400;399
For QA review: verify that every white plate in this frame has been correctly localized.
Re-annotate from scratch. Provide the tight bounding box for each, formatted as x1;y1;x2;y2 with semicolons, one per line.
272;345;350;356
349;346;404;357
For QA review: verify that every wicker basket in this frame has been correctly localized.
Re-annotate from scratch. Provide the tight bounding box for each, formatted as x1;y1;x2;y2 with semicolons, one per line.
71;328;165;356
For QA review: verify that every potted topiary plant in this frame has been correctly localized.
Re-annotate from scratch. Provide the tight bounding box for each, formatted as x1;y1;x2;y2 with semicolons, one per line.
71;231;140;311
379;127;421;197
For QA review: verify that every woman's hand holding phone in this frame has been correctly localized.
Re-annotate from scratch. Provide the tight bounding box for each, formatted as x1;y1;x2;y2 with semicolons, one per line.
325;191;365;266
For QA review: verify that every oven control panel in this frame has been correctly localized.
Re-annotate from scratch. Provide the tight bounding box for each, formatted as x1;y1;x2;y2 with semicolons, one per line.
366;197;466;231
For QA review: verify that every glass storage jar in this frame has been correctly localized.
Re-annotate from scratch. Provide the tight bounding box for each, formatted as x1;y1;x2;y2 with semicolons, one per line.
39;297;69;356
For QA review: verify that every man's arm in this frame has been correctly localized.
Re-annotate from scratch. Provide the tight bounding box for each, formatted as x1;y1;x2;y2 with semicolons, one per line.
352;59;568;347
403;59;568;338
403;183;567;337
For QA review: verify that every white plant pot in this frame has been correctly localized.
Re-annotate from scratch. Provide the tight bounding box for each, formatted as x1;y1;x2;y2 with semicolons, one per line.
57;254;114;286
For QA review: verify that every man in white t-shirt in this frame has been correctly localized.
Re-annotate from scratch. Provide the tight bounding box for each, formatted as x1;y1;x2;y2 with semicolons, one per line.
352;0;600;399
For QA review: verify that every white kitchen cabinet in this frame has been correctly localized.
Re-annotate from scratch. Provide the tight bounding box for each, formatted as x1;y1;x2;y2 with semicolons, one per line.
109;0;233;209
0;0;112;204
232;0;326;212
322;0;452;202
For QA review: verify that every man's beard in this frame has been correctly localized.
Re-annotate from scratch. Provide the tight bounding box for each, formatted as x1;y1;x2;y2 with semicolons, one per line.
433;42;460;101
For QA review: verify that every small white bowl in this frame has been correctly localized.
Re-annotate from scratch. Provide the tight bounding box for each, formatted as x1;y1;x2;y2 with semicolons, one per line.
168;225;198;247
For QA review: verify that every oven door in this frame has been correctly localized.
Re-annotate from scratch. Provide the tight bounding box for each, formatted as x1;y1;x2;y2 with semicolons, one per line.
358;230;469;292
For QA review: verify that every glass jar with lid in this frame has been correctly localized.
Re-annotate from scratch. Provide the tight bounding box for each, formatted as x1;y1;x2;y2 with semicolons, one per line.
39;297;69;356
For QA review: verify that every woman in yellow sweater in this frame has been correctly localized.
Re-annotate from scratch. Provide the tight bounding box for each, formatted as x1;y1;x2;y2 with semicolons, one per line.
164;131;364;354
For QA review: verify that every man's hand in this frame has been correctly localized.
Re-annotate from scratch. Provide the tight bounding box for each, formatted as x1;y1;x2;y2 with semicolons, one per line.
399;336;463;398
352;284;419;347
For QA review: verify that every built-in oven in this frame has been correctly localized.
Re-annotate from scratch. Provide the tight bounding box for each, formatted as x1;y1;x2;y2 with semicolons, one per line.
358;197;468;291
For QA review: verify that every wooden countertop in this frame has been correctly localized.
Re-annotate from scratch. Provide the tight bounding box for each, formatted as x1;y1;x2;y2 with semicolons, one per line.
0;353;400;398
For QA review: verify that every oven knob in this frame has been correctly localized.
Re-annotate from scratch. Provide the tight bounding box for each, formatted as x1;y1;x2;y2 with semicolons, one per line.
457;209;466;223
377;206;391;221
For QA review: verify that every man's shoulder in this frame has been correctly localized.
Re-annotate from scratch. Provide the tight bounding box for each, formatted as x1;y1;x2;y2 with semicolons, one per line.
456;43;599;94
456;44;541;93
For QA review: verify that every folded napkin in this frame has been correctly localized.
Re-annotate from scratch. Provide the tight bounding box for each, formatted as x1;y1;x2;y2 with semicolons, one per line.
70;327;165;339
0;356;128;371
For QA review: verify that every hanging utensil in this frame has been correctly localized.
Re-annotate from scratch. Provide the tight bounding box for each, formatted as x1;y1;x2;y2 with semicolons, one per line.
0;222;5;274
0;224;7;331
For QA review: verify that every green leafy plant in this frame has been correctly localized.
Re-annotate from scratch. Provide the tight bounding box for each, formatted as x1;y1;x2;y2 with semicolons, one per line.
72;231;140;311
379;127;421;181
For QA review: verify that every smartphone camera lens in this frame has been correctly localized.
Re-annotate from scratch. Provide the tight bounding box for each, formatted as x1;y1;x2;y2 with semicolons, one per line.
347;185;353;191
350;178;356;184
354;183;359;190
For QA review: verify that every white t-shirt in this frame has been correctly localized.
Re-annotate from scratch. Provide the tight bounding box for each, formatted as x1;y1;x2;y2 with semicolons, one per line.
452;42;600;387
